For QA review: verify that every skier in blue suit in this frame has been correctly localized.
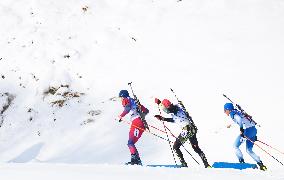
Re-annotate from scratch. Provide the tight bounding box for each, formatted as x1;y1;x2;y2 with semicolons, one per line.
224;103;267;171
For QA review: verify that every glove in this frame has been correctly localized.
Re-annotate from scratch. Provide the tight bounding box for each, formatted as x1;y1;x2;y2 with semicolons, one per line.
154;115;164;120
118;115;122;122
155;98;161;105
240;127;244;137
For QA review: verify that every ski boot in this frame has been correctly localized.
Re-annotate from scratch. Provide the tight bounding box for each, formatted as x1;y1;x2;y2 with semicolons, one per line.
257;161;267;171
204;163;212;168
177;154;188;167
180;160;188;167
125;153;142;166
200;153;211;168
239;158;245;163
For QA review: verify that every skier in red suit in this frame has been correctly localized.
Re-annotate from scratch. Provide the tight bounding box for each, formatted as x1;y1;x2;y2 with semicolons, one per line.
118;90;149;165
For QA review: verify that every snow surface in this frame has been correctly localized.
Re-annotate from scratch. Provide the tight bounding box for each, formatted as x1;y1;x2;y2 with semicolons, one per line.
1;0;284;179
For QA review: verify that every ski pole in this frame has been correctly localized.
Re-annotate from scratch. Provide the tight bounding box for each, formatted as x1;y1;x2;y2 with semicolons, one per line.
170;88;181;103
256;139;284;156
147;122;182;138
153;117;200;165
163;125;200;165
169;89;200;165
117;118;173;143
117;116;175;138
223;94;234;104
157;104;178;166
170;88;188;115
244;135;284;166
118;117;199;164
147;123;169;135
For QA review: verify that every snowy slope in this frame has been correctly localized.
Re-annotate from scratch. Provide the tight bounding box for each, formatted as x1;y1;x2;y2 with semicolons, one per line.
1;163;284;180
1;0;284;179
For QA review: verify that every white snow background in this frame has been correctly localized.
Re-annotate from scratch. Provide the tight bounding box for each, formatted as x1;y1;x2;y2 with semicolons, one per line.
0;0;284;179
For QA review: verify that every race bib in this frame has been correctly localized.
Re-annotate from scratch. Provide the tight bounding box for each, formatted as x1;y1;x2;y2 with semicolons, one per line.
181;129;188;138
134;128;140;137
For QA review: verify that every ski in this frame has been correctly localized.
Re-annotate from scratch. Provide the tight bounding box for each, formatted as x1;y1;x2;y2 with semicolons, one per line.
212;162;258;170
146;164;183;168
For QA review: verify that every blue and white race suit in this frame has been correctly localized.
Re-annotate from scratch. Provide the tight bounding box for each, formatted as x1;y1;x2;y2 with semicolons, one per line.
229;110;261;163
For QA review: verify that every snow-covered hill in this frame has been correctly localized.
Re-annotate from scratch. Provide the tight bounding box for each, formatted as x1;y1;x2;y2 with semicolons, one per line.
1;0;284;179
